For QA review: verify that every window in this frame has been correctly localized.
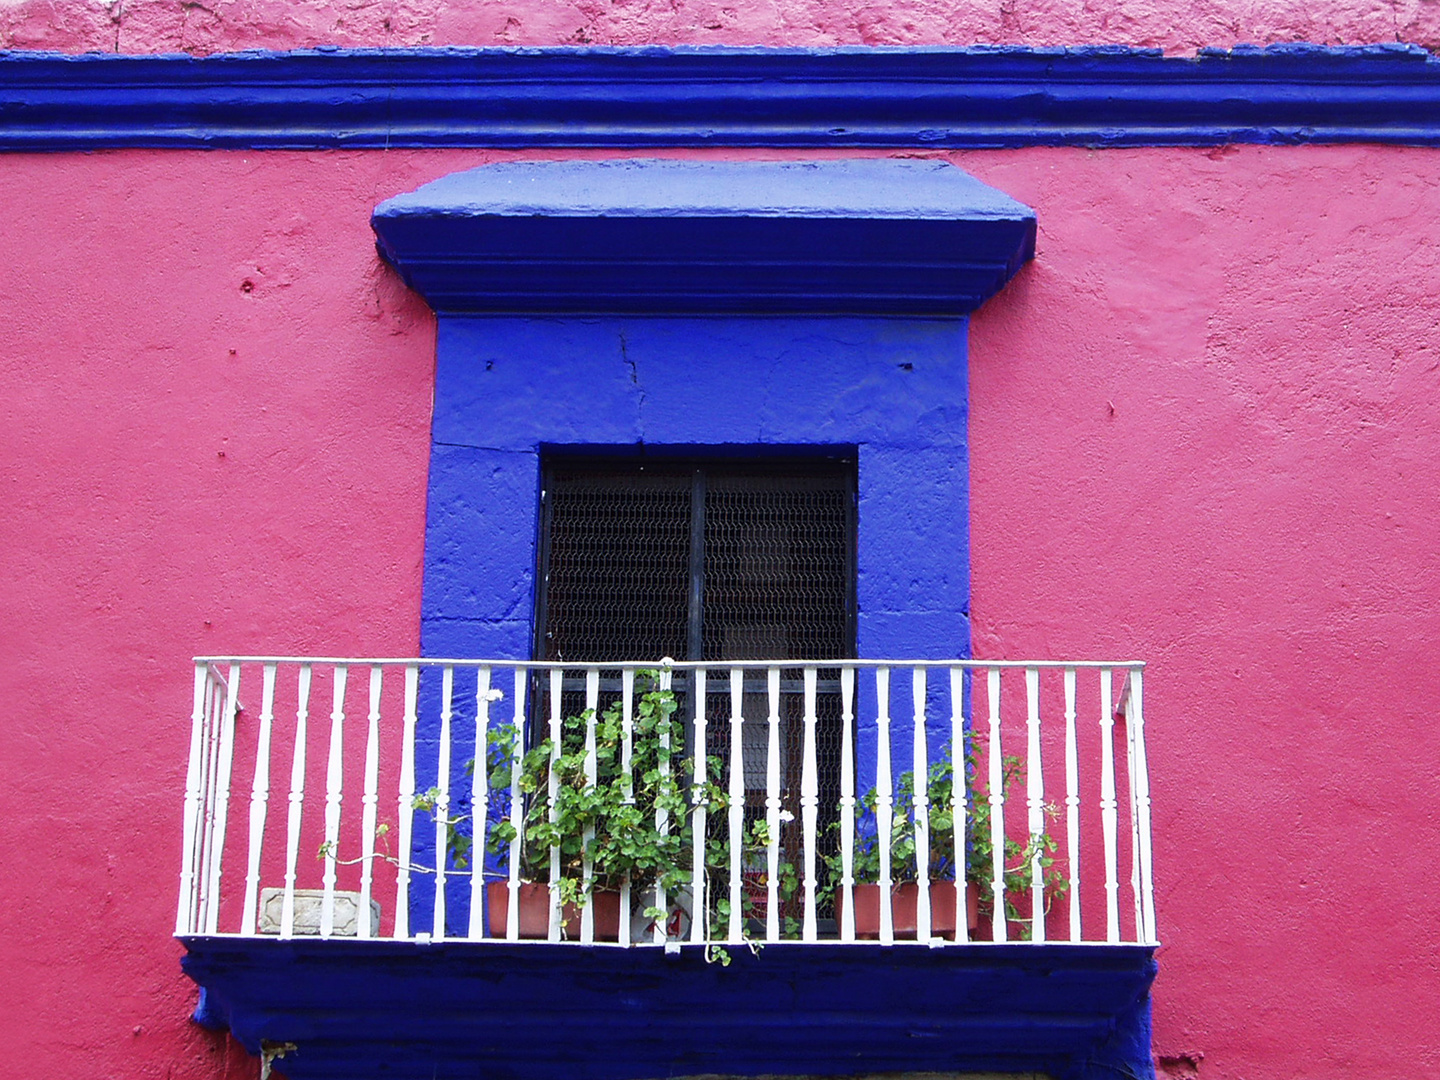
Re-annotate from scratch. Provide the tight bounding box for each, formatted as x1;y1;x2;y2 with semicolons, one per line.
536;454;855;664
535;452;856;920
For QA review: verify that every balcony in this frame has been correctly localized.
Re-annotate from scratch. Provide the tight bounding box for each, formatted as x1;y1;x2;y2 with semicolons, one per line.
178;657;1157;1080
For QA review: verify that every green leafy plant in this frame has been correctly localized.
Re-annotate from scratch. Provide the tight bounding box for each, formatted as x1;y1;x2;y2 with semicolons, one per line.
478;672;795;954
315;672;791;957
484;672;725;915
825;735;1066;937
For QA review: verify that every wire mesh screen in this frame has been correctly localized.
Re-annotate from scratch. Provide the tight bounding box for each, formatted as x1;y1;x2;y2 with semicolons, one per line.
702;474;851;662
538;458;855;933
540;473;691;663
702;473;850;927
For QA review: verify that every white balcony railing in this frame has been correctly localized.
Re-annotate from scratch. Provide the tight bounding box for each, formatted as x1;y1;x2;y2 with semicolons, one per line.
178;657;1154;948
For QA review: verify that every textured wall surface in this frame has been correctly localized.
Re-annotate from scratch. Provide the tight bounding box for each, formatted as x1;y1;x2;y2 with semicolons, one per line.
0;148;446;1080
963;142;1440;1080
423;315;969;662
4;141;1438;1080
3;0;1440;54
3;6;1440;1077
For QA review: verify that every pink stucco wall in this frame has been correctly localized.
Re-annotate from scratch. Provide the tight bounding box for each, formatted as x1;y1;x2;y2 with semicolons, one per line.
3;0;1440;1071
0;149;443;1079
3;140;1438;1080
4;0;1440;53
963;143;1440;1078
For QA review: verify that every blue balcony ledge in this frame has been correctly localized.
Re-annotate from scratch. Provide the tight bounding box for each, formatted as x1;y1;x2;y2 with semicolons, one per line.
181;937;1157;1080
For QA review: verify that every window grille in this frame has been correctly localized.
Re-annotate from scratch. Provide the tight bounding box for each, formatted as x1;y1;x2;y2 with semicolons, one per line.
536;455;855;926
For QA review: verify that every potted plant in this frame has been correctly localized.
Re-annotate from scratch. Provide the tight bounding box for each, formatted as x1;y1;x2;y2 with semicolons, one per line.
828;738;1065;941
409;668;799;952
480;671;731;941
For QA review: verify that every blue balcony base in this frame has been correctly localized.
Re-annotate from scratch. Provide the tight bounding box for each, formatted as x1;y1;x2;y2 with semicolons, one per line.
181;937;1157;1080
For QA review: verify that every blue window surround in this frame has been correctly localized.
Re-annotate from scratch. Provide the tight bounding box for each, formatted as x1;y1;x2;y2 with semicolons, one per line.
381;161;1033;915
3;43;1440;150
370;158;1036;673
181;159;1158;1080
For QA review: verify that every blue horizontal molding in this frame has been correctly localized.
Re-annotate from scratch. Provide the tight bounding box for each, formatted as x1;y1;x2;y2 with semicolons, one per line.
3;43;1440;150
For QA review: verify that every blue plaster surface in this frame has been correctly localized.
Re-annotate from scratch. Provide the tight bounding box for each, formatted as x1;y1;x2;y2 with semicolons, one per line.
180;937;1159;1080
1074;993;1156;1080
378;158;1035;220
419;315;972;938
422;316;970;668
371;160;1036;317
6;44;1440;150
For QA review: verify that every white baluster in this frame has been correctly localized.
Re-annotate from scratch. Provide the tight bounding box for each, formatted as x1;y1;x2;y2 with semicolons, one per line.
203;664;241;935
280;664;312;940
393;664;418;939
1025;667;1045;943
691;667;708;945
1099;668;1120;943
580;668;599;944
194;672;216;935
548;668;563;942
320;665;346;939
359;666;382;939
912;667;931;943
506;668;528;942
876;667;893;946
764;665;781;943
727;667;744;945
240;664;277;936
986;668;1005;943
838;666;856;943
654;666;673;945
469;666;493;941
199;672;226;932
800;666;819;942
1130;668;1156;944
619;668;635;947
176;662;209;936
1064;668;1081;943
433;666;454;940
949;666;967;944
1123;672;1142;942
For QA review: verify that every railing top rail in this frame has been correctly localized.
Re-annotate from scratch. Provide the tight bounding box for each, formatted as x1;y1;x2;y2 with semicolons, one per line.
194;656;1146;670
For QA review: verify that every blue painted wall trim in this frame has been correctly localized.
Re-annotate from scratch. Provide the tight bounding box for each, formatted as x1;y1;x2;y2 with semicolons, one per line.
402;164;992;930
372;159;1036;316
421;315;972;665
4;43;1440;150
413;315;973;930
180;937;1159;1080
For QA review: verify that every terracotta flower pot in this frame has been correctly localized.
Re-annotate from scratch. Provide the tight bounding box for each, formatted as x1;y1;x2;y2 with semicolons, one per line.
485;881;622;941
838;881;980;940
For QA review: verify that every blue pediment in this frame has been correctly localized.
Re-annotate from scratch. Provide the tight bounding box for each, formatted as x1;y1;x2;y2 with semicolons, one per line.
371;158;1036;316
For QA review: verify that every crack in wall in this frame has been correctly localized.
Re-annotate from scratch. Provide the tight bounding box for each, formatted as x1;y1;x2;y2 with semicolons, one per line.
620;329;646;433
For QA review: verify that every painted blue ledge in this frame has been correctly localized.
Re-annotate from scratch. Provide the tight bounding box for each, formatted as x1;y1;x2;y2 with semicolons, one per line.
181;937;1158;1080
3;43;1440;150
372;159;1036;315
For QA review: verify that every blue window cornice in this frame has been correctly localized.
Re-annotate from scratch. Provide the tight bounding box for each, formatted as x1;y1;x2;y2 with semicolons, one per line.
371;158;1036;316
2;43;1440;150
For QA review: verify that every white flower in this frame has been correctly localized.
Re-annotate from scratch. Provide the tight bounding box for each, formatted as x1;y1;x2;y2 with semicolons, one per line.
484;688;504;702
660;656;675;668
778;810;795;823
